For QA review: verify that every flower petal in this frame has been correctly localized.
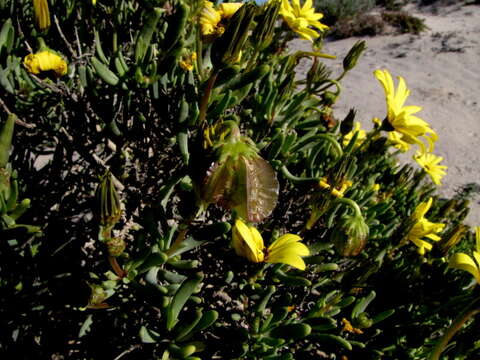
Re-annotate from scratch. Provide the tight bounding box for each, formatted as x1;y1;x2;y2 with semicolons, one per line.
449;253;480;284
266;252;306;270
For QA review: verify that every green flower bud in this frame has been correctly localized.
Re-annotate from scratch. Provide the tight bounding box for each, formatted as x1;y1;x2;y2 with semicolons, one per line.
340;108;356;136
87;283;114;307
343;40;366;72
212;3;257;68
353;312;373;329
250;0;280;51
106;237;126;257
94;171;122;227
322;91;337;106
332;214;369;257
435;224;468;257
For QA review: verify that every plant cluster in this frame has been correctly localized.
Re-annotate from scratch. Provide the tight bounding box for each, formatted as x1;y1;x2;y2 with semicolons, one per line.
0;0;479;359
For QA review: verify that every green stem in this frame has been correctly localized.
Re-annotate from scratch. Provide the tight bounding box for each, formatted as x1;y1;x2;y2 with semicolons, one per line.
198;71;219;125
335;197;363;218
281;165;319;183
166;206;204;256
195;30;204;80
429;298;480;360
316;134;343;159
315;79;342;96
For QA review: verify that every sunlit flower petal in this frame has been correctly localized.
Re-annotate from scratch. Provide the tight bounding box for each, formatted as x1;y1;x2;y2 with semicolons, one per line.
449;253;480;284
343;122;366;148
232;219;264;262
231;220;309;270
406;198;445;255
218;3;243;18
414;151;447;185
374;69;438;152
280;0;328;41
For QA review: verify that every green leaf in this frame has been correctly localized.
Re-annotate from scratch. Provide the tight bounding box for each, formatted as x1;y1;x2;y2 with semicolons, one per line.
166;272;204;331
78;314;93;338
139;326;160;344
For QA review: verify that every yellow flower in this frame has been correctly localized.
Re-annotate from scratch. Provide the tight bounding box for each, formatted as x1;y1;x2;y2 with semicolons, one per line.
342;122;366;148
387;131;411;152
279;0;329;41
372;183;380;191
406;198;445;255
318;178;352;198
23;50;68;77
449;227;480;284
414;151;447;185
199;1;225;37
374;69;437;152
33;0;51;32
232;219;310;270
179;52;197;71
218;2;243;19
341;318;363;335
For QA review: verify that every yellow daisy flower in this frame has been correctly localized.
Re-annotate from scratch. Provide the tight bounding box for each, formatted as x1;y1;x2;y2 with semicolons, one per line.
179;52;197;71
449;227;480;284
232;219;310;270
23;50;68;77
199;1;224;37
406;197;445;255
374;69;438;152
279;0;329;41
414;151;447;185
343;121;366;148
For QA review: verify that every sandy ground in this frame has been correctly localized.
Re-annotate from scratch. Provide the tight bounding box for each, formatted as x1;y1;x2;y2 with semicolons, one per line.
291;2;480;226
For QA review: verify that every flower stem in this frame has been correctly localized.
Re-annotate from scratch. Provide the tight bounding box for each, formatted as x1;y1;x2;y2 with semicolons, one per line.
428;297;480;360
198;71;218;125
336;197;363;218
108;256;126;278
317;134;343;159
280;165;319;183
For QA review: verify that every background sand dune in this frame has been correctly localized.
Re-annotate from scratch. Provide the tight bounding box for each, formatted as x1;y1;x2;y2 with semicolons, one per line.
292;2;480;225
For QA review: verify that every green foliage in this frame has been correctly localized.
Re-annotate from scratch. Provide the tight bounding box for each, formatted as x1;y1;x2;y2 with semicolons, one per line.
315;0;376;25
0;0;478;359
382;10;428;34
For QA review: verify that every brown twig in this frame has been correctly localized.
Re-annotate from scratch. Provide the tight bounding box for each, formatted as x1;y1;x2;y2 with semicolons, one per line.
54;15;77;57
0;97;36;128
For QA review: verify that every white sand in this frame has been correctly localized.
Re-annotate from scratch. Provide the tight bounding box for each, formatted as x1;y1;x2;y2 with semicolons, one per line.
292;2;480;226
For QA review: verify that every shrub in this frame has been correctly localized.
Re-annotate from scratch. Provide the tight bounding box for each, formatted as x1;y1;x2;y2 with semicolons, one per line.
382;10;428;34
315;0;376;25
0;1;478;359
329;13;386;38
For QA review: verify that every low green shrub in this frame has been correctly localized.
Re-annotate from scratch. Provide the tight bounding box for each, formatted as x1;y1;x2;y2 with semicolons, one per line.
0;1;478;359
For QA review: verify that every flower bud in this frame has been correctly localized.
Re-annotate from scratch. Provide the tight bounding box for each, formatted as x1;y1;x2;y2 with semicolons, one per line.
332;214;369;257
250;0;280;51
352;312;373;329
212;3;257;68
435;224;467;257
94;171;122;227
322;91;337;106
87;283;114;307
343;40;366;72
33;0;51;32
340;108;356;136
106;237;126;257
